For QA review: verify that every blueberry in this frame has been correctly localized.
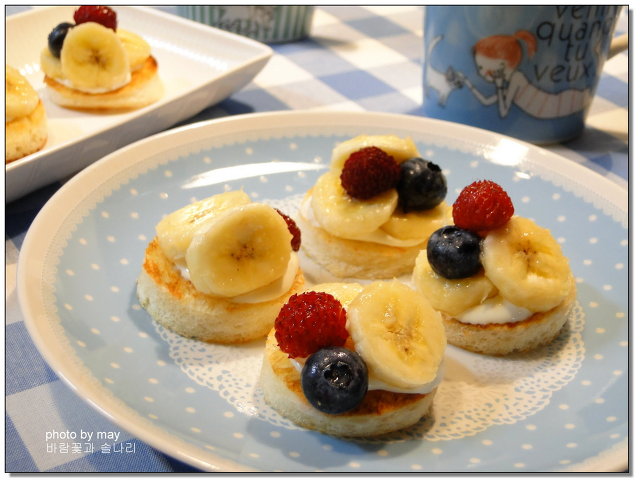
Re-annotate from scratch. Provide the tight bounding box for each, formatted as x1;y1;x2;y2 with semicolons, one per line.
397;158;447;212
301;346;368;414
48;22;74;58
427;225;481;279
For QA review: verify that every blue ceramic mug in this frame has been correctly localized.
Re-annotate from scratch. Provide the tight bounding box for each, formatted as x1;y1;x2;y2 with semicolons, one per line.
423;6;625;144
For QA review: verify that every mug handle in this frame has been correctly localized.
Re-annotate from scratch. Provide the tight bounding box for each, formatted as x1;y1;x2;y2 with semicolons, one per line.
608;34;628;59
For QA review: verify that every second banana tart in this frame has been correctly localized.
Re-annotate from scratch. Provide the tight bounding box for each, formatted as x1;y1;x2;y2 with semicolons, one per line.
40;6;162;111
412;180;576;356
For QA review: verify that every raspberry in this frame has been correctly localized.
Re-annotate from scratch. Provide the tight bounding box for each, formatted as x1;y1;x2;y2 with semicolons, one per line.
276;209;301;251
452;180;514;232
274;292;348;359
74;6;118;30
340;147;401;200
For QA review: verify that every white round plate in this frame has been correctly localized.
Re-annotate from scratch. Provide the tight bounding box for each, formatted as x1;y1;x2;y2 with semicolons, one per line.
18;111;628;472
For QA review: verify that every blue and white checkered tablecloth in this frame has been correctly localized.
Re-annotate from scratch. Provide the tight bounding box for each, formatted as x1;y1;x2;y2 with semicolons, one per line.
5;6;629;473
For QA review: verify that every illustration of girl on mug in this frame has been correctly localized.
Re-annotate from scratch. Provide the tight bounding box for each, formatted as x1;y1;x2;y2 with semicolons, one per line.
463;30;594;119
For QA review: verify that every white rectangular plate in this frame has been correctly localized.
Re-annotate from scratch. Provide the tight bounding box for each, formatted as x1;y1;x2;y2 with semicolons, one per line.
5;6;272;202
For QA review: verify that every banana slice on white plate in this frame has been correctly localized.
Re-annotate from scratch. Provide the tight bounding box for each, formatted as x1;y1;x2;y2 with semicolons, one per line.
61;22;130;91
40;48;64;80
116;29;151;71
6;66;39;121
186;203;293;298
156;190;251;262
347;280;446;391
310;171;398;239
330;134;420;172
481;216;572;313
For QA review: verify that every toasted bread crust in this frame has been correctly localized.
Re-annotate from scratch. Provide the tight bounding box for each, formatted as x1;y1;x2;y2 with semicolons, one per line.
137;238;305;344
44;56;162;111
6;100;47;163
442;278;577;355
260;329;435;436
297;206;425;280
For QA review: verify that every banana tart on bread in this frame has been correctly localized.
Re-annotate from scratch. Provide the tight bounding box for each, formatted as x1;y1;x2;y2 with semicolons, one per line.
260;280;446;437
137;190;305;344
6;66;48;163
40;6;162;111
412;180;576;356
298;134;451;281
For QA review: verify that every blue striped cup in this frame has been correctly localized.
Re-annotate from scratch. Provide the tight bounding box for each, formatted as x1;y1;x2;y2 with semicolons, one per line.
178;6;314;43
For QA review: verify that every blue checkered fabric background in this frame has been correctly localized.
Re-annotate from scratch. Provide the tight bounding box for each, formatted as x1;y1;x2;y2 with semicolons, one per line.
5;6;628;473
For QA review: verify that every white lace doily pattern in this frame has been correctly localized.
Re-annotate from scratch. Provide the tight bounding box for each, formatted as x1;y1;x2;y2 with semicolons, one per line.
155;245;586;443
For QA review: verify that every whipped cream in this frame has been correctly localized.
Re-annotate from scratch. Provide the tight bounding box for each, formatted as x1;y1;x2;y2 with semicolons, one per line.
289;355;443;395
175;252;299;304
52;72;131;94
454;296;533;325
300;195;424;247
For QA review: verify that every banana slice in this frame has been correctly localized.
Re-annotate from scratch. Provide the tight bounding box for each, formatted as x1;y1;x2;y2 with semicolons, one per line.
186;203;293;298
380;202;450;241
310;282;365;307
40;48;65;80
43;29;149;80
156;190;251;262
117;29;151;71
330;134;420;172
310;172;398;239
61;22;129;91
347;280;446;391
412;250;498;316
481;216;572;313
6;66;39;122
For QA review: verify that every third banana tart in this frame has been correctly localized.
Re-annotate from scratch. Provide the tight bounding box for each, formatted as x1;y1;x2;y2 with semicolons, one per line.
412;180;576;356
6;66;48;163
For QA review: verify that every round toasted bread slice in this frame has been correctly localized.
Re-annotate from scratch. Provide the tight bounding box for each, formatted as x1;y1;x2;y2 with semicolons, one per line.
44;56;162;112
442;279;576;355
136;238;305;344
6;100;47;163
297;210;425;280
260;329;436;437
